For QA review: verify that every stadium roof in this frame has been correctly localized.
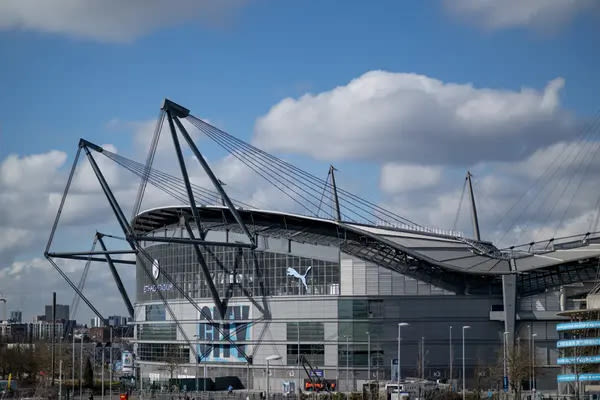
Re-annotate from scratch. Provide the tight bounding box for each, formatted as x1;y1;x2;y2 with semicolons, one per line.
133;205;600;296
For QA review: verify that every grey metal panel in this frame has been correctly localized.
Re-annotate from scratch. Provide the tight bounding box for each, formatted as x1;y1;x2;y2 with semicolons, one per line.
404;277;418;295
382;236;468;249
379;267;392;296
416;249;476;262
353;261;366;296
366;263;378;295
446;257;509;273
340;257;353;296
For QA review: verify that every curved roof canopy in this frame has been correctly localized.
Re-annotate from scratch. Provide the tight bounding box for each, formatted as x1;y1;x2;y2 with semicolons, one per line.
133;205;600;296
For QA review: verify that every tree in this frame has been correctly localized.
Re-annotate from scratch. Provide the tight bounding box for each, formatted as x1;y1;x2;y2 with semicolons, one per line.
84;358;94;388
507;344;530;400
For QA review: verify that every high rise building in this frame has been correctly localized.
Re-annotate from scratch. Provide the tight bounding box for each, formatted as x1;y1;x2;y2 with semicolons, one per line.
9;311;22;323
108;315;128;327
45;304;69;321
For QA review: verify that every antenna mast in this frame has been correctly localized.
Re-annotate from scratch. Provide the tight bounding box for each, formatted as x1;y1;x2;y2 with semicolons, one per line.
329;165;342;221
466;171;481;241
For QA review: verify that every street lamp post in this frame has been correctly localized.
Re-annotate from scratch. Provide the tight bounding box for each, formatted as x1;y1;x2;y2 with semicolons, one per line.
192;335;199;392
532;333;537;394
266;355;281;400
109;328;113;400
503;331;509;399
101;342;105;400
449;326;453;389
397;323;409;389
421;336;425;380
344;335;351;392
72;333;76;395
79;335;83;400
462;326;471;400
528;325;532;393
367;331;371;382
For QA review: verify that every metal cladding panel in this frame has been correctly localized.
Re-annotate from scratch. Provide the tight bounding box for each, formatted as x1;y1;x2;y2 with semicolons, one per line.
324;344;337;367
404;277;418;295
447;257;508;273
378;267;392;295
392;271;405;295
366;263;379;295
353;260;366;296
419;249;477;262
384;236;468;249
340;257;353;295
515;247;600;271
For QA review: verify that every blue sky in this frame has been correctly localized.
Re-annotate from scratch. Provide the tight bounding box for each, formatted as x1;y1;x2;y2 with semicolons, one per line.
1;1;598;157
1;0;599;320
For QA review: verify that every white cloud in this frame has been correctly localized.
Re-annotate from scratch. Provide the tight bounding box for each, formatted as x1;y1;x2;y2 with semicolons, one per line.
0;0;247;42
254;71;573;165
378;137;600;247
444;0;599;32
380;163;442;193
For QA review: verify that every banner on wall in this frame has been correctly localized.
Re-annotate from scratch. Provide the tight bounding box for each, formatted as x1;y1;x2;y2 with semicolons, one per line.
196;304;252;363
122;351;134;373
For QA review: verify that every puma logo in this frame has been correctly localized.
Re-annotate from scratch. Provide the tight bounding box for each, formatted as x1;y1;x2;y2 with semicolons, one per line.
286;266;312;292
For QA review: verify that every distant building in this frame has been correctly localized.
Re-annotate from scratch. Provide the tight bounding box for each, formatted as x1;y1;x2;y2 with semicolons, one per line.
108;315;128;327
90;317;103;328
9;311;22;323
45;304;69;322
89;327;110;342
35;315;46;322
30;321;64;340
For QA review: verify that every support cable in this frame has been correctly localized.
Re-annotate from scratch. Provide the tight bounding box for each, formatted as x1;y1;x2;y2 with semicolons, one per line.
132;110;165;221
498;112;600;242
191;119;387;225
197;120;404;224
70;236;98;320
186;115;427;230
452;177;467;232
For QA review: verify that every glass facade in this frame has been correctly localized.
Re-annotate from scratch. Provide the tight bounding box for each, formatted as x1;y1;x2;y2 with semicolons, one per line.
145;304;166;321
138;343;190;363
286;322;325;341
137;243;339;302
287;344;325;366
138;324;177;341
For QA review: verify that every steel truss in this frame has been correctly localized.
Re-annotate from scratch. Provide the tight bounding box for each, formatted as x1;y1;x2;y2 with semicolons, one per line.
45;99;272;364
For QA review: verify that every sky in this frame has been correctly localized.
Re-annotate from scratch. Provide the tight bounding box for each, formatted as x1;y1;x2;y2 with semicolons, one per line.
0;0;600;322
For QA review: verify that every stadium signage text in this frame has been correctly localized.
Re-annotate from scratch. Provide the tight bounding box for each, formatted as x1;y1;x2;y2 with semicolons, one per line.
196;304;251;362
143;283;174;293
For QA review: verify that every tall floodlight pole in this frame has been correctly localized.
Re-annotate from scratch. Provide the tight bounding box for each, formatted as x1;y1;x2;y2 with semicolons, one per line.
101;342;105;400
528;324;532;392
79;335;83;400
72;333;76;395
367;331;371;382
193;334;199;392
397;323;409;389
421;336;425;379
503;332;509;400
265;355;281;400
532;333;537;394
59;359;63;399
344;335;351;392
462;326;471;400
449;326;453;389
109;328;113;400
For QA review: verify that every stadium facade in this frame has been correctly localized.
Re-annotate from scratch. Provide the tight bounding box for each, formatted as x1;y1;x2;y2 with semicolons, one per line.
45;99;600;394
131;205;579;392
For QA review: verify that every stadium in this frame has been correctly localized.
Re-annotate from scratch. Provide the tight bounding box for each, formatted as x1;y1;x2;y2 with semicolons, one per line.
45;99;600;394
